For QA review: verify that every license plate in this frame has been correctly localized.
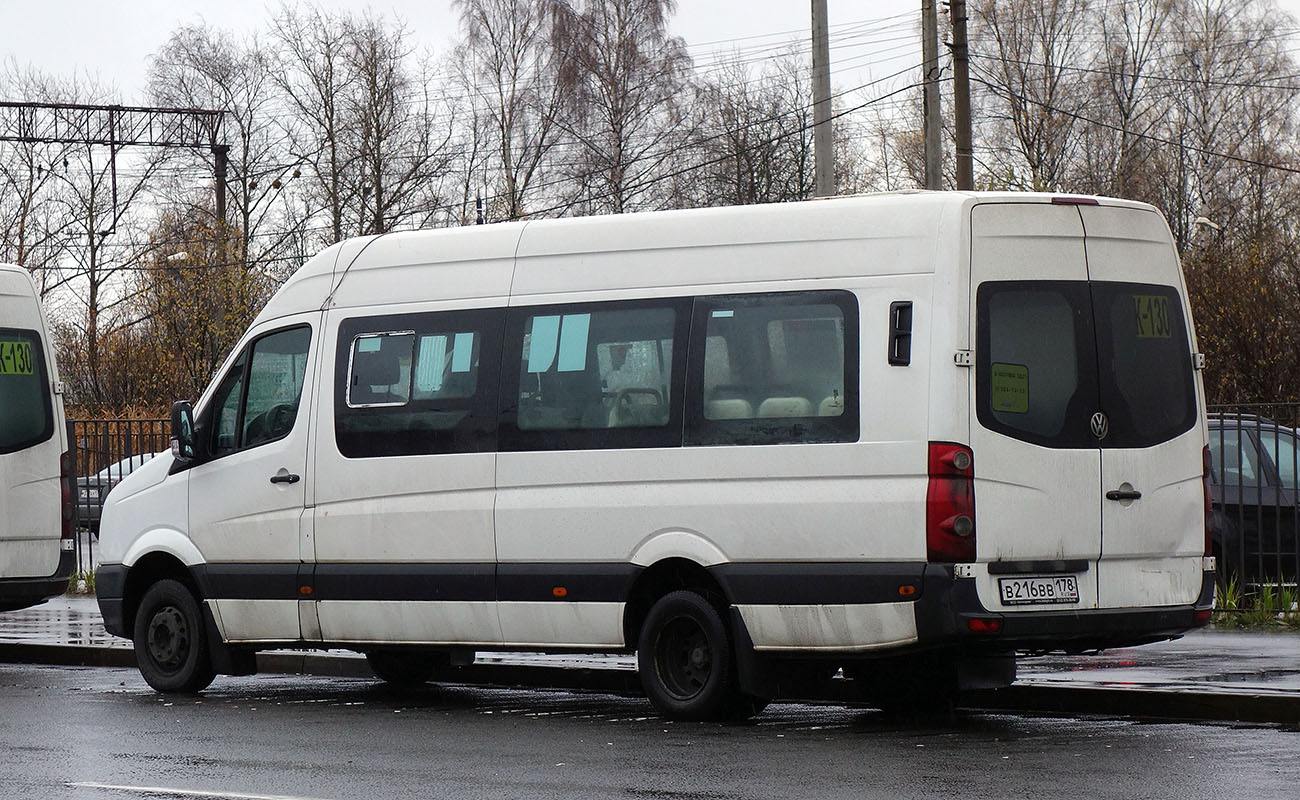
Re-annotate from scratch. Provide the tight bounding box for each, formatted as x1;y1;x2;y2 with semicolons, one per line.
998;575;1080;606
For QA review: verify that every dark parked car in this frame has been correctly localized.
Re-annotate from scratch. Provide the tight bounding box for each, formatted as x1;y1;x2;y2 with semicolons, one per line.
76;452;161;533
1207;413;1300;585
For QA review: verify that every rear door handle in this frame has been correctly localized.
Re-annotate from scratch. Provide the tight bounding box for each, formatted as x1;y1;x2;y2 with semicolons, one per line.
1105;489;1142;501
270;473;301;485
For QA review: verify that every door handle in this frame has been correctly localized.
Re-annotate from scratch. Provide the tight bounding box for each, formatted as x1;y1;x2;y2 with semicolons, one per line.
270;473;301;485
1105;489;1142;501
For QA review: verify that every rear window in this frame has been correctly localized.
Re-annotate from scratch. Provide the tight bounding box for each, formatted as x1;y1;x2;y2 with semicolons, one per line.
0;328;54;454
977;281;1196;449
1091;283;1197;448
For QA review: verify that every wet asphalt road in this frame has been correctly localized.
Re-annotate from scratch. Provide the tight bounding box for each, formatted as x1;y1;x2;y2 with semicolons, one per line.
1;664;1298;800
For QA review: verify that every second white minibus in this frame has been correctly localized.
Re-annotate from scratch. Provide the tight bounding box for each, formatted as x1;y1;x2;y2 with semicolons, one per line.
1;263;74;612
96;192;1215;719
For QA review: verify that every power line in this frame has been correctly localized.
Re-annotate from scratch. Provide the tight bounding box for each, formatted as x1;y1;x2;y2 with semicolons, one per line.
969;69;1300;177
967;48;1300;93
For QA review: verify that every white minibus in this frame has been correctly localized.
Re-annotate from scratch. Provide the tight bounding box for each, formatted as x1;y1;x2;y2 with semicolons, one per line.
96;192;1215;719
1;263;74;612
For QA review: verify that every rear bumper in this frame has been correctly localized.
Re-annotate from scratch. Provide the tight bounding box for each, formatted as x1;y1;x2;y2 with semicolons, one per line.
0;547;75;612
913;564;1216;653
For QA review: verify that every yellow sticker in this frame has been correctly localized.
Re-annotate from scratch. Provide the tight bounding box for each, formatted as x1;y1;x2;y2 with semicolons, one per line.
991;362;1029;413
0;340;34;375
1133;295;1172;339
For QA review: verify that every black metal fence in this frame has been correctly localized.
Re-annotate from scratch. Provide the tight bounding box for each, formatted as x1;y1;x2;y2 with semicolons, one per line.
1207;403;1300;592
66;418;169;576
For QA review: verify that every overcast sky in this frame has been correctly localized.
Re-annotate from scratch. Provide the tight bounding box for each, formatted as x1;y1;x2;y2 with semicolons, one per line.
5;1;1300;105
3;1;930;103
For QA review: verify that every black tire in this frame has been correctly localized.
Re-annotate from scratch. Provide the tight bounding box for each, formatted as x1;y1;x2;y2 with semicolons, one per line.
132;579;216;693
367;650;437;687
637;590;765;721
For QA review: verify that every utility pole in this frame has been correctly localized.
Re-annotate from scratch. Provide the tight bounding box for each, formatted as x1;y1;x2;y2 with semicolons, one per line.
921;0;942;190
949;0;974;190
213;144;229;231
812;0;834;197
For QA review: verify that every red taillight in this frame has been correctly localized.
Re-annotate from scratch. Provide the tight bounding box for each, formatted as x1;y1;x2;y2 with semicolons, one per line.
1202;445;1213;557
927;441;976;563
1194;609;1212;627
967;618;1002;634
60;451;73;542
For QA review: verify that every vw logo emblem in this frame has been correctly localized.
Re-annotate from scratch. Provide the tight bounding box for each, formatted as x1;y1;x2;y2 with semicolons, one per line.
1090;412;1110;440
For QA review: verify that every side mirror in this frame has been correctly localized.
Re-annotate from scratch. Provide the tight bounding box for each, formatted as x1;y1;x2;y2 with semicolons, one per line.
171;401;196;464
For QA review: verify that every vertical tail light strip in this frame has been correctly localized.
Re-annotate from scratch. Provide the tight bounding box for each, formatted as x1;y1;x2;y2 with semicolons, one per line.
927;441;976;563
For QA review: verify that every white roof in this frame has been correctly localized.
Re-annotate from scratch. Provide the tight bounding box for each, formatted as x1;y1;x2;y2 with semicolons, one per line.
252;191;1155;323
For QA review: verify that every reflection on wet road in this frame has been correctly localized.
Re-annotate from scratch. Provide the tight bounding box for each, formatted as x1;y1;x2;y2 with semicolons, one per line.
1;664;1296;800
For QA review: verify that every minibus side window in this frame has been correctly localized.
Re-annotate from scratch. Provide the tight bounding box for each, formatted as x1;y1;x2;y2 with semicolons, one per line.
518;307;675;431
208;326;312;457
500;299;689;452
0;328;54;454
686;291;859;447
334;309;501;458
211;353;247;455
346;332;415;407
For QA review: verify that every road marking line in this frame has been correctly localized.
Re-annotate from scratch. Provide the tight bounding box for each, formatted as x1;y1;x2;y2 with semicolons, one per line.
68;782;333;800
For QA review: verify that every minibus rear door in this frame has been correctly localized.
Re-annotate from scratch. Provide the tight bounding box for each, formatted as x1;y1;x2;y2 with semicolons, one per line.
1080;204;1205;609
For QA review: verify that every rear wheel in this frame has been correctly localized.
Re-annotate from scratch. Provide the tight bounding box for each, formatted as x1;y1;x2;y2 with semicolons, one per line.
637;590;766;721
133;579;215;693
366;650;438;686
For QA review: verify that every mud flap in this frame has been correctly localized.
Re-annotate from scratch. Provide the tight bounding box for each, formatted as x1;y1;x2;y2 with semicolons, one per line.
728;607;777;698
201;603;257;676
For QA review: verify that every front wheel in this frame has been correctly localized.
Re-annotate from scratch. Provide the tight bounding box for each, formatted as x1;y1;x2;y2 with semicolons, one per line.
637;590;765;721
132;579;216;693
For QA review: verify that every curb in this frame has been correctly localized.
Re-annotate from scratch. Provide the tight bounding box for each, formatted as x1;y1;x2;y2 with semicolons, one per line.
964;684;1300;725
3;641;1298;725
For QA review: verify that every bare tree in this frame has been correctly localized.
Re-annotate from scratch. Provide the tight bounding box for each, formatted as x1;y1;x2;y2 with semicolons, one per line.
274;9;458;237
0;63;79;296
272;3;358;246
1073;0;1173;199
1161;0;1297;248
970;0;1090;191
691;51;823;206
148;23;297;270
455;0;571;220
551;0;695;214
345;13;457;234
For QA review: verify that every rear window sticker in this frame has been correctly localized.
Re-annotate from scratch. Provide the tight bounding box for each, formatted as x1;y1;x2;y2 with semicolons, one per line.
991;362;1029;414
0;339;34;375
1133;294;1172;339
